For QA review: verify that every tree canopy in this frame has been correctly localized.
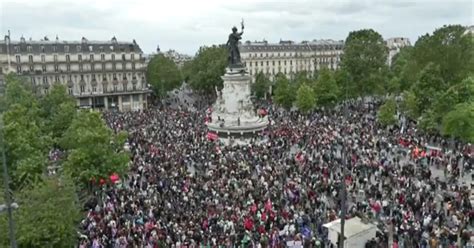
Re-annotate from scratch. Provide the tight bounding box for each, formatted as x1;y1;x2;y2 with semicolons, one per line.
340;29;388;97
296;83;316;114
273;74;295;109
313;67;340;107
0;176;81;248
61;111;129;187
146;53;182;97
252;71;270;99
183;45;227;94
377;98;398;127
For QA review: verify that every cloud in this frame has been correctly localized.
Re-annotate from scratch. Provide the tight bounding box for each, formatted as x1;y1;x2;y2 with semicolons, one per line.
0;0;472;55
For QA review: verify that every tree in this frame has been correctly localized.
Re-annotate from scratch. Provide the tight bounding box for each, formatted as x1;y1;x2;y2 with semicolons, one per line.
314;67;340;106
413;63;445;107
39;84;77;143
0;176;81;247
60;111;129;188
146;54;182;97
273;74;295;109
340;29;388;97
442;102;474;142
184;45;227;94
410;25;473;87
389;47;415;92
377;98;398;127
296;83;316;114
252;71;270;99
401;90;419;120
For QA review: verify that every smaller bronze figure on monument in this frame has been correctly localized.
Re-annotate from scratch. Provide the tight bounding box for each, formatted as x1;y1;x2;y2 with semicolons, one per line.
226;19;244;68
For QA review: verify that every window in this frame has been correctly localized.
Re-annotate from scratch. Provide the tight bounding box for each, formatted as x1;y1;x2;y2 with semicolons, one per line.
260;53;263;57
132;63;135;70
113;85;118;92
278;61;281;66
89;46;93;52
52;45;57;52
284;61;287;66
66;64;71;72
29;55;33;63
122;54;126;61
80;85;85;93
65;46;69;53
272;61;275;66
101;54;105;61
42;65;47;72
266;61;269;66
55;76;60;82
79;64;83;72
111;54;115;61
16;66;22;73
78;55;82;61
27;46;32;52
15;55;20;63
112;63;116;70
122;63;126;70
68;87;73;95
90;54;94;61
91;74;96;80
123;82;128;91
290;60;292;65
41;55;45;62
66;55;70;62
113;73;117;80
91;63;95;72
102;64;106;71
29;65;34;72
42;76;48;84
40;46;45;52
54;65;59;72
261;61;263;66
131;54;135;60
102;83;108;93
76;45;81;52
249;62;252;67
54;55;58;62
92;86;97;92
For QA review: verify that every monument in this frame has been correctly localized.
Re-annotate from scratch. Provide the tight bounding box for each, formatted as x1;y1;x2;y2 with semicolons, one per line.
206;20;269;141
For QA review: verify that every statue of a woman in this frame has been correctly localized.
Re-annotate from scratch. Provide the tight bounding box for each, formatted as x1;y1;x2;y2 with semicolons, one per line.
226;20;244;67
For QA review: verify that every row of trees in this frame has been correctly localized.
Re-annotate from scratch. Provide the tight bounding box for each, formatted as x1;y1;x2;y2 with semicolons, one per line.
0;75;129;246
267;25;473;142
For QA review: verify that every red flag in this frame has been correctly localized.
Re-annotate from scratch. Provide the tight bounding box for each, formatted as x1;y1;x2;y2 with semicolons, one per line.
207;132;218;141
264;199;272;213
110;173;120;184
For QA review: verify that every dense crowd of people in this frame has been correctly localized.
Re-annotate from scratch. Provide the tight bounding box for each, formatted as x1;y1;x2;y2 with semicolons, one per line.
78;97;473;248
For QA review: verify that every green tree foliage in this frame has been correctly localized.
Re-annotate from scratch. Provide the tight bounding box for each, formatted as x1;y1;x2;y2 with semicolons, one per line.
252;71;270;99
39;84;77;143
273;74;295;109
296;83;316;114
314;67;340;106
340;29;388;96
442;102;474;142
184;45;227;94
409;25;473;86
411;63;446;114
389;47;415;92
0;176;81;247
146;53;182;97
61;111;129;187
401;90;419;120
377;98;398;127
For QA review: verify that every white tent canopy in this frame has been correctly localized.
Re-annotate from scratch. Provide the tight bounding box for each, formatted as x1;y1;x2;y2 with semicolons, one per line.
323;216;378;248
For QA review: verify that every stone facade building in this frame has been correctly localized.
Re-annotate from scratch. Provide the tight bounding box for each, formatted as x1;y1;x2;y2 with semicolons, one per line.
385;37;411;66
240;39;344;82
0;34;151;111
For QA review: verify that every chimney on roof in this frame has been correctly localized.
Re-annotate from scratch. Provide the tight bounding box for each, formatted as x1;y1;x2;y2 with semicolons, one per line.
56;35;59;41
20;35;25;43
44;36;49;41
81;37;87;43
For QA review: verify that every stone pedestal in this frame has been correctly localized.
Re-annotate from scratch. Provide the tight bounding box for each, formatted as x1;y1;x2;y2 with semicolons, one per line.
207;67;268;138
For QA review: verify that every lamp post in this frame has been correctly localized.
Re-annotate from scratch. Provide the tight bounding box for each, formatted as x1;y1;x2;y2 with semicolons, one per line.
1;115;18;248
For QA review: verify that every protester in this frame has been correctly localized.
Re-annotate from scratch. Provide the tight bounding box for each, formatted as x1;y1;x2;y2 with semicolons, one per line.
78;97;473;247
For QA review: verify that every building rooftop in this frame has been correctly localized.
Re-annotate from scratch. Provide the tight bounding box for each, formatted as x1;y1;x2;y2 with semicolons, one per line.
0;36;143;54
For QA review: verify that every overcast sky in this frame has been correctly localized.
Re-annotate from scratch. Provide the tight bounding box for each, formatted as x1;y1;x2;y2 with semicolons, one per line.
0;0;472;55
